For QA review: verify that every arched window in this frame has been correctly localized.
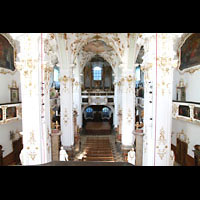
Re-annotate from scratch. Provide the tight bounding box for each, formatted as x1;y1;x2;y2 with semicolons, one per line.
85;107;94;119
86;107;93;113
135;65;141;81
102;107;110;118
54;66;59;82
53;65;60;90
93;66;102;80
102;107;109;113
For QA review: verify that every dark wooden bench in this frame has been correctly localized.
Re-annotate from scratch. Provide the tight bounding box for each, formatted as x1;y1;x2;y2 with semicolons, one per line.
0;145;3;166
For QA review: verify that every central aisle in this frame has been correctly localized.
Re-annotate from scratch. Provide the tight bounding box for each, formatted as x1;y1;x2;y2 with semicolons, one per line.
74;135;124;162
83;137;114;161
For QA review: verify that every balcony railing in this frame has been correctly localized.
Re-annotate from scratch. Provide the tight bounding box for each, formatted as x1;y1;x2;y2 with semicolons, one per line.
82;96;114;105
82;90;114;105
0;102;22;125
172;100;200;125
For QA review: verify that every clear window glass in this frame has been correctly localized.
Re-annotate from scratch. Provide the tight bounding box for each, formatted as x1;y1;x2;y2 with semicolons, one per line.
93;66;102;80
54;67;59;82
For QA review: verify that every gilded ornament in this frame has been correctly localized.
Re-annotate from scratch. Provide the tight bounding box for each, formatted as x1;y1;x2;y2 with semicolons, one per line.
28;130;36;145
0;68;16;75
172;103;178;116
29;151;37;160
158;127;167;145
156;127;168;160
62;108;69;125
126;108;133;124
157;148;167;160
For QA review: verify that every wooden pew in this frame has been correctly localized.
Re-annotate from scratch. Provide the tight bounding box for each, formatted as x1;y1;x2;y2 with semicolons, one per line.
0;145;3;166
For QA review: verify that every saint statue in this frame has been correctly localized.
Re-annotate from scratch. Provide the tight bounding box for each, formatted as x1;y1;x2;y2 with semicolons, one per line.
59;146;69;161
169;150;175;166
19;148;25;165
128;148;135;165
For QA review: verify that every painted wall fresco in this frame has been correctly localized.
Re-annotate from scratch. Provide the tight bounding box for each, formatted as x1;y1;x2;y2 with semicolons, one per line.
0;35;15;71
180;33;200;71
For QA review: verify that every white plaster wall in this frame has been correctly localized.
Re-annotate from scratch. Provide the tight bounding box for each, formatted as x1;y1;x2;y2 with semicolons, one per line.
172;67;200;158
0;71;22;157
0;71;21;104
0;120;22;157
173;69;200;102
172;119;200;158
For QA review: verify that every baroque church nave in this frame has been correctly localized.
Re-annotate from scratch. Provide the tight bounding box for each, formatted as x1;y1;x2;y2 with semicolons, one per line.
0;33;200;166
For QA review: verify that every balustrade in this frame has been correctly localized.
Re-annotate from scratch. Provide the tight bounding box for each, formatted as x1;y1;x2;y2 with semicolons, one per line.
0;103;22;125
172;100;200;125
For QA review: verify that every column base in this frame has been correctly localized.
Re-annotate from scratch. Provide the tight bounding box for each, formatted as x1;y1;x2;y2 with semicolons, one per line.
121;144;134;151
63;145;75;161
63;145;74;151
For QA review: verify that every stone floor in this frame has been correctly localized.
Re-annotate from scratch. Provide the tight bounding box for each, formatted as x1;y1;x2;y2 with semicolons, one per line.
73;131;181;166
73;134;124;162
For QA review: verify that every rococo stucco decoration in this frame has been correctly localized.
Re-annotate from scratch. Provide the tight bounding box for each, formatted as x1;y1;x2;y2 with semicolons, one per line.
156;127;168;160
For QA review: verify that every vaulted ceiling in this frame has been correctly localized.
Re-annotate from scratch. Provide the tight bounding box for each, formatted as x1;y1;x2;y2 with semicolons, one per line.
78;37;120;72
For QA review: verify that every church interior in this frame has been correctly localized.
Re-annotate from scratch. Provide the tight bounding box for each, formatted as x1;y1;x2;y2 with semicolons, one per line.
0;33;200;166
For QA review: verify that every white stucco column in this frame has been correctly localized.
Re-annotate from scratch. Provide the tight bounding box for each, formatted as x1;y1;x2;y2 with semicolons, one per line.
16;33;51;165
142;33;178;166
113;75;119;128
72;64;82;129
121;67;135;149
120;34;138;149
60;67;74;149
41;62;53;163
55;33;74;150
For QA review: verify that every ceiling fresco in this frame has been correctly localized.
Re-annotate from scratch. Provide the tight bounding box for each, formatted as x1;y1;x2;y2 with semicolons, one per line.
83;40;113;54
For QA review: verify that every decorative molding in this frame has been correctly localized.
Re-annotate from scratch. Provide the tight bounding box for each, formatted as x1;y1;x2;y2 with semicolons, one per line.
156;127;168;160
157;79;170;96
126;108;133;124
0;68;17;75
62;108;69;125
59;75;73;93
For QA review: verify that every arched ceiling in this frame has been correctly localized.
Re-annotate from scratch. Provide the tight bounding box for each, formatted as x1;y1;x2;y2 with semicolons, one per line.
83;40;113;53
75;34;124;72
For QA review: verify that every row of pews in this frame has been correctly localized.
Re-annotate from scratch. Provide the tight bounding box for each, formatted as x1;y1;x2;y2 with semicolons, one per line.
82;137;115;162
0;145;3;166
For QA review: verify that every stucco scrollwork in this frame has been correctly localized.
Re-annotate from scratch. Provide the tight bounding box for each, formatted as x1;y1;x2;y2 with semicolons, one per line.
156;127;168;160
62;108;69;126
59;75;73;93
26;130;39;161
126;108;133;124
